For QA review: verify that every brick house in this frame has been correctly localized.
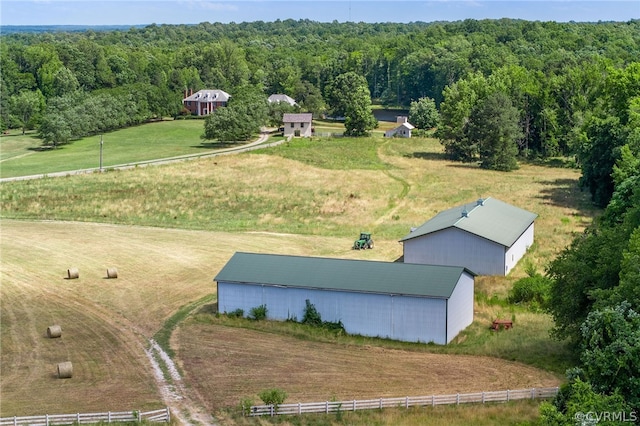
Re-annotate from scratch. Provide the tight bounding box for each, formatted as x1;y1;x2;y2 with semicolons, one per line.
182;89;230;116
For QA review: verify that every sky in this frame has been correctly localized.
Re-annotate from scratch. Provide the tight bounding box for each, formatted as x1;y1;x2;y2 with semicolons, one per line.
1;0;638;26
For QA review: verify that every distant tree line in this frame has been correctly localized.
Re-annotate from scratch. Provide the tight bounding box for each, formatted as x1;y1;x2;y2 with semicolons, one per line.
1;19;638;190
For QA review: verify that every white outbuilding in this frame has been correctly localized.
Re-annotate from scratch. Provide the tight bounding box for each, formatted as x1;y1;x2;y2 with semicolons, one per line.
215;252;475;344
400;197;537;276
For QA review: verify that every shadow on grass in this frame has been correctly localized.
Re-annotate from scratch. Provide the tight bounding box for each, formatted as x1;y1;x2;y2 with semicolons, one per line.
404;151;448;161
192;141;239;149
523;157;577;169
536;178;596;215
29;145;61;152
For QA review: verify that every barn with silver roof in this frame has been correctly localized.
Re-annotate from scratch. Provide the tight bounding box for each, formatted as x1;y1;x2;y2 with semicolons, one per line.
400;197;537;276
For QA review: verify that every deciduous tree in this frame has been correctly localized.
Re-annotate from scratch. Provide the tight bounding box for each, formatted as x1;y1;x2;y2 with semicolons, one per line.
327;72;377;136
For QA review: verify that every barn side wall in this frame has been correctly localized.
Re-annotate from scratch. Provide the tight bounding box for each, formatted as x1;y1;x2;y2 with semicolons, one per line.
217;282;449;344
446;272;475;343
403;228;505;276
504;222;535;274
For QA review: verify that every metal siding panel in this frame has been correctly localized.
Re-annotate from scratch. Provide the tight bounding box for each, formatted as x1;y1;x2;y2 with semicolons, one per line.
404;228;505;275
392;296;447;344
218;281;264;314
217;283;450;344
446;273;475;343
505;223;535;274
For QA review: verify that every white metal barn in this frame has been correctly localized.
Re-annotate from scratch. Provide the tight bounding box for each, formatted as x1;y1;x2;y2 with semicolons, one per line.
215;252;475;344
400;197;538;276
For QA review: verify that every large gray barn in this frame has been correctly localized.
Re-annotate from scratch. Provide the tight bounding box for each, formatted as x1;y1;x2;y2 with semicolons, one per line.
400;197;537;276
215;252;475;344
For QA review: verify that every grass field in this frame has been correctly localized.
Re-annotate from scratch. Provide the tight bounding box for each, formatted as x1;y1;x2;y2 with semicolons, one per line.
0;119;236;178
0;120;599;424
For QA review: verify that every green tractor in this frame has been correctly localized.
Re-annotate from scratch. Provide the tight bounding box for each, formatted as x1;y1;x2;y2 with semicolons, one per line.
353;232;374;250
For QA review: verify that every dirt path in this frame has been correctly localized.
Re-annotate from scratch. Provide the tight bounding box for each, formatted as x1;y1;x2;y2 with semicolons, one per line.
145;340;216;425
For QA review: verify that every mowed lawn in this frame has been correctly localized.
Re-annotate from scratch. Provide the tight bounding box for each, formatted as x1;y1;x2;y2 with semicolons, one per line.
0;134;598;421
0;119;226;178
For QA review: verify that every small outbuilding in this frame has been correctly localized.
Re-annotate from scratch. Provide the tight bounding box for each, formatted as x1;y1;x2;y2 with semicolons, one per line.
384;116;415;138
215;252;475;344
400;197;537;276
283;113;313;137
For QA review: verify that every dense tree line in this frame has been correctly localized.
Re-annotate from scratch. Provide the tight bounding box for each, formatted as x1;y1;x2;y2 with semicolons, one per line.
1;18;638;174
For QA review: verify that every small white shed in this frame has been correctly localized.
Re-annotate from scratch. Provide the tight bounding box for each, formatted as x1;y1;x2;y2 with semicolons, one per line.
215;252;475;344
400;197;537;276
385;116;415;138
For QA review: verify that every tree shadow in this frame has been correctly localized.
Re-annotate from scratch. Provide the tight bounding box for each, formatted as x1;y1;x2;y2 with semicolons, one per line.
27;146;57;152
192;141;237;149
536;178;596;216
403;151;448;161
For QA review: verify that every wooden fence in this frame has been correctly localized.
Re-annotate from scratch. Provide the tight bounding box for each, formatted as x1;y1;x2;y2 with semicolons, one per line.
0;408;170;425
249;387;559;417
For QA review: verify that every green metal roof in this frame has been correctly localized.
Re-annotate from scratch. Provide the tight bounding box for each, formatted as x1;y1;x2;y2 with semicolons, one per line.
214;252;474;299
399;197;538;247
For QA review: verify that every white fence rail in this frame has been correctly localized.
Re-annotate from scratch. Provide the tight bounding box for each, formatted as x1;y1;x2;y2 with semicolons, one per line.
0;408;170;425
249;387;559;417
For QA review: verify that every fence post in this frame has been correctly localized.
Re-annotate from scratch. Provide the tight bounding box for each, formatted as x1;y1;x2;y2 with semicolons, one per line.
456;393;460;405
77;413;80;423
108;411;111;423
167;407;171;423
531;388;535;399
326;401;329;414
298;402;301;415
353;400;356;411
482;392;485;403
405;396;409;409
432;395;435;407
379;398;383;409
13;416;17;426
46;414;49;426
507;390;510;402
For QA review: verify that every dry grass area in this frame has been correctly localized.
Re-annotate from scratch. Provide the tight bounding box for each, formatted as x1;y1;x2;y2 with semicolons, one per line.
175;322;560;412
0;220;397;417
0;135;597;422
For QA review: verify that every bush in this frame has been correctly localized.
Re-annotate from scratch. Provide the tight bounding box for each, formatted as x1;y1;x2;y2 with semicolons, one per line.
227;308;244;318
238;397;254;416
249;304;267;321
508;274;551;309
301;300;346;334
258;388;288;411
302;299;322;326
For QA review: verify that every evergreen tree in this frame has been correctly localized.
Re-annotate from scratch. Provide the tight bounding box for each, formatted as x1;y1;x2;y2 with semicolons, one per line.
467;91;521;171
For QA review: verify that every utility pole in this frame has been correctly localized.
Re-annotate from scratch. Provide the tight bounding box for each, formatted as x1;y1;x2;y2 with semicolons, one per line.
99;135;103;172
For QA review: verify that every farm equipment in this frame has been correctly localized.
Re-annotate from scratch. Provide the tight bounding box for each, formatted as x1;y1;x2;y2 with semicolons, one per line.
353;232;374;250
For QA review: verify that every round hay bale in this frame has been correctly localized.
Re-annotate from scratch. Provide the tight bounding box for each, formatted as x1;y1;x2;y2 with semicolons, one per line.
106;267;118;279
47;325;62;338
57;361;73;379
67;268;79;279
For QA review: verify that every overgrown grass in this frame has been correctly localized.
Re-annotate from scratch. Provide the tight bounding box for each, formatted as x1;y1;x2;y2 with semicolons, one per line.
221;398;543;425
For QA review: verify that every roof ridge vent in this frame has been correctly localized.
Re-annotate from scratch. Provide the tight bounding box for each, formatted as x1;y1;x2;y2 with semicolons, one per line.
461;207;469;218
476;198;485;206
